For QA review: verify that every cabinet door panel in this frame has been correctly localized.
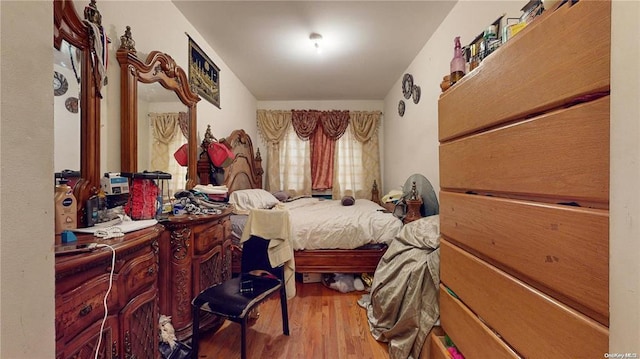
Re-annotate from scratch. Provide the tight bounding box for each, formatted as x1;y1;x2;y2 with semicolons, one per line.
119;287;159;359
61;315;119;359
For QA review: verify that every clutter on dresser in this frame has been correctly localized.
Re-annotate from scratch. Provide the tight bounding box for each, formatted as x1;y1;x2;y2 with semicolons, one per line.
122;171;172;220
54;177;78;237
172;189;228;216
440;0;566;93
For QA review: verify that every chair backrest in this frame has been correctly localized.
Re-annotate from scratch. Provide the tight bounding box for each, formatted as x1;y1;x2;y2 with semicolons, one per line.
240;236;284;280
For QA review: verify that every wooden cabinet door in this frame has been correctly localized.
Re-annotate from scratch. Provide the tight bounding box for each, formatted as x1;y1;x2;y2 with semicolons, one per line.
60;315;119;359
119;287;159;359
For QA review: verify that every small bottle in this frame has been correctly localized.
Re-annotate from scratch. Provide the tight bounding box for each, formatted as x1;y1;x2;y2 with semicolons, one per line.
450;36;466;86
55;179;78;234
469;43;479;72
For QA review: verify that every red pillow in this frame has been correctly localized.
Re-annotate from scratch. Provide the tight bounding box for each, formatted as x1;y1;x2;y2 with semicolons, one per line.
207;142;235;168
173;143;188;167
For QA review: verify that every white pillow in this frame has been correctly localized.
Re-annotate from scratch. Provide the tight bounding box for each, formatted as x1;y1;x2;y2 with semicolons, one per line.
228;189;279;215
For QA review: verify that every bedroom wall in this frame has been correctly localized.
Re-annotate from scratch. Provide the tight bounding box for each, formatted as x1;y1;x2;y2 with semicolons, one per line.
84;0;259;174
1;2;56;357
381;1;523;196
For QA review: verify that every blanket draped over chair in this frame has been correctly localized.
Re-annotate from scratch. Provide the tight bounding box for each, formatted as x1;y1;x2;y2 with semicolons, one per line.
240;208;296;299
359;215;441;359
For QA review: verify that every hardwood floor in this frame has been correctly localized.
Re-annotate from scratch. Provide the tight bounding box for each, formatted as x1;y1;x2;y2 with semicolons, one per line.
194;281;389;359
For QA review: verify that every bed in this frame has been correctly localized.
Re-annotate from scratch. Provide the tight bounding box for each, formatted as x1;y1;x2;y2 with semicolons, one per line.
197;128;404;274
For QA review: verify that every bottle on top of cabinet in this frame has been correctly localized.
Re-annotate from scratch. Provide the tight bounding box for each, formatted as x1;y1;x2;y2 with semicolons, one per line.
55;179;77;234
450;36;466;86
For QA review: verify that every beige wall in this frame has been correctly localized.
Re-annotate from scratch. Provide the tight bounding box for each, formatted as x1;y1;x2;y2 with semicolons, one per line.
0;1;56;358
610;0;640;351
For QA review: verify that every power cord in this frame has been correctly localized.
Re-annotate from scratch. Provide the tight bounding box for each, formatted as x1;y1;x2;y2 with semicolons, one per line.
93;243;115;359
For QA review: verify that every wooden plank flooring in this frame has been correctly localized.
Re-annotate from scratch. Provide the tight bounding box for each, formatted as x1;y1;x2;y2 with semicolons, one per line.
194;281;389;359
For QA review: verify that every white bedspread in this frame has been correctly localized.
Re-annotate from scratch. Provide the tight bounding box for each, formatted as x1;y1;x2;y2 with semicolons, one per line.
279;198;402;250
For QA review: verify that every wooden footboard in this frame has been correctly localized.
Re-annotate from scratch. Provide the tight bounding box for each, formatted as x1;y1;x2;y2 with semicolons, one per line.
231;245;387;275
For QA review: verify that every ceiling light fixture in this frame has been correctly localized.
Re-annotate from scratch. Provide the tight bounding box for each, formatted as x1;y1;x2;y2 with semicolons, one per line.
309;32;323;53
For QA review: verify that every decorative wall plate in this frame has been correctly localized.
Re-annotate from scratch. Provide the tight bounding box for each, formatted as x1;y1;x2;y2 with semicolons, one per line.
54;71;68;97
65;97;79;114
412;85;421;104
402;73;413;99
398;100;405;117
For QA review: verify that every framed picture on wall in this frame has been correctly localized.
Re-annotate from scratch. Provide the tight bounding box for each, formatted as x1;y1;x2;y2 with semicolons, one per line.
188;37;220;108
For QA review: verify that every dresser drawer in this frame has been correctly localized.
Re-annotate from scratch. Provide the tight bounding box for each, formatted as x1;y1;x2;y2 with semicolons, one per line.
193;216;229;255
440;285;519;359
438;0;610;141
440;96;609;203
428;333;453;359
120;249;157;301
57;274;120;342
441;240;608;357
440;191;609;325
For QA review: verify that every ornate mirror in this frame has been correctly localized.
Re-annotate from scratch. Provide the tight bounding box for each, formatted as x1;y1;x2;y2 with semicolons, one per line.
116;26;200;192
53;0;104;225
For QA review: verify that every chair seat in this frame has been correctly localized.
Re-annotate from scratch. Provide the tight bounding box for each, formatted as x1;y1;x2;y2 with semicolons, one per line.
193;275;282;319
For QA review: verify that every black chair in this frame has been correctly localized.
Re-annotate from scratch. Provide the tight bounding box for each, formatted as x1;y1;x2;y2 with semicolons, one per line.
191;236;290;359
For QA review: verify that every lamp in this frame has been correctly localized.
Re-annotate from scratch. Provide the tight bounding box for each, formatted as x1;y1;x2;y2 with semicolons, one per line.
309;32;323;53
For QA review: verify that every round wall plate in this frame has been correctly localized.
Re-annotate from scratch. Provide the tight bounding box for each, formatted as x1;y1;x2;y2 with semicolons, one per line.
412;85;421;104
398;100;405;117
65;97;79;113
402;73;413;99
54;71;68;96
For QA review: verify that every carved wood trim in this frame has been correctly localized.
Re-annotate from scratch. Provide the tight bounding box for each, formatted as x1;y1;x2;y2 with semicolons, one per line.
116;30;200;189
54;0;101;225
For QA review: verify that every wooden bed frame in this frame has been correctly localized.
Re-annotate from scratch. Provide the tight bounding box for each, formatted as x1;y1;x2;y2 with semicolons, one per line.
197;127;389;274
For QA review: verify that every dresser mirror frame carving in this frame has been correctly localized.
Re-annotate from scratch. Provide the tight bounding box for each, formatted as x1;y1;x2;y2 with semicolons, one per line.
116;26;200;190
53;0;103;224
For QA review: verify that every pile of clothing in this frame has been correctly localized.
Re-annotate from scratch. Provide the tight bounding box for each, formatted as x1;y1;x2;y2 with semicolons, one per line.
173;190;228;215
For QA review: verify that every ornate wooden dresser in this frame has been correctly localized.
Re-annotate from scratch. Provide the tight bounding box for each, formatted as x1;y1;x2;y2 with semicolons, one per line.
158;208;233;340
55;225;162;359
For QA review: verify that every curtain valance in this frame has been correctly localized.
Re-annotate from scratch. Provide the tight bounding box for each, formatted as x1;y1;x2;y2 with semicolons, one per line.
257;109;291;143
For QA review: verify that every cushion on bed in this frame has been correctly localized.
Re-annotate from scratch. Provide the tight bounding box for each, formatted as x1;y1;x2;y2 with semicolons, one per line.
341;196;355;206
272;191;290;202
229;189;279;215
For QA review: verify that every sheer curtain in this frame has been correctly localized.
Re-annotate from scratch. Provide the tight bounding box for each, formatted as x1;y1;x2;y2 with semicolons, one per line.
333;111;382;199
149;112;187;195
279;124;312;196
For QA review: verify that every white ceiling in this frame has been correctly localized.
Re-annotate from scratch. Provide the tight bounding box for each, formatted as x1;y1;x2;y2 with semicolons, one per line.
171;1;456;101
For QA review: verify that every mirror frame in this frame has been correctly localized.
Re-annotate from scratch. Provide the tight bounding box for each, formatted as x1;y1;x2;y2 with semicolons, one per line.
116;28;200;190
54;0;102;224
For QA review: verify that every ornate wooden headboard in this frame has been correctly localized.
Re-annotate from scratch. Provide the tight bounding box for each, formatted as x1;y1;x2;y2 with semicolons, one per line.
197;127;263;193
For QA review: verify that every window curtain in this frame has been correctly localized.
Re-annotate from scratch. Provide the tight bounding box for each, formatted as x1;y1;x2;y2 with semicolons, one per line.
257;109;294;192
332;111;382;199
257;109;381;198
279;125;312;196
149;112;187;195
293;110;349;190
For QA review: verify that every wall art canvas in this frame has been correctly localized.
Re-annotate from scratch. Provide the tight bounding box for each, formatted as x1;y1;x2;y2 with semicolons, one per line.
188;37;220;108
